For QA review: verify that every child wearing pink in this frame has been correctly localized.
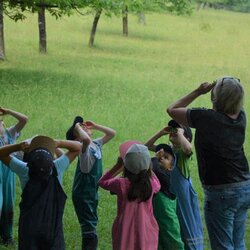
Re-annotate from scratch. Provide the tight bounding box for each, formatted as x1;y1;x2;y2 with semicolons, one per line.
99;142;160;250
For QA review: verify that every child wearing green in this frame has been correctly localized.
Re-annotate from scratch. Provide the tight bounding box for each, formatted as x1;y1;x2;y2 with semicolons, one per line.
145;129;184;250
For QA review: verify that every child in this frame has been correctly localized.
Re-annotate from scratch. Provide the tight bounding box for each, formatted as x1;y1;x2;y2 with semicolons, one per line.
0;135;81;249
66;116;116;250
0;107;28;245
145;130;184;250
167;120;203;250
99;142;160;250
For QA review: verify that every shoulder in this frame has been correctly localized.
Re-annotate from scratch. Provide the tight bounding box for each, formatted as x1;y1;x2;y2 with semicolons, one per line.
54;154;70;168
9;156;28;175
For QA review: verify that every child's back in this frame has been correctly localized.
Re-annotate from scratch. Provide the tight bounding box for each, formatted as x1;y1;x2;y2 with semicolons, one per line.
99;143;160;250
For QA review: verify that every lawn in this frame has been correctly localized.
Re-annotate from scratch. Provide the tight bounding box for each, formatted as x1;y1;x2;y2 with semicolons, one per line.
0;7;250;249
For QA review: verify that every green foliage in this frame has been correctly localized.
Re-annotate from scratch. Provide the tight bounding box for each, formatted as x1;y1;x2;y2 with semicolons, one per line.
194;0;250;12
1;9;250;250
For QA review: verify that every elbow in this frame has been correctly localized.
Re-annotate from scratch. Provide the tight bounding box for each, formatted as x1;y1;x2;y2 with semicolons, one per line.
167;107;173;117
83;137;91;146
166;106;172;115
111;130;116;138
22;116;29;125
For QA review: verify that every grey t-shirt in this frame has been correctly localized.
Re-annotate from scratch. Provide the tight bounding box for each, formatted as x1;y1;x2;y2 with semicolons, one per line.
79;138;103;173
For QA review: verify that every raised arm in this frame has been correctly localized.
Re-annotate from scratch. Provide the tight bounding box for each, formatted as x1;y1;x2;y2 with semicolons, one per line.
85;121;116;145
145;127;168;152
74;123;91;153
0;107;28;133
55;140;82;163
167;82;215;126
99;157;124;190
176;128;192;155
0;142;28;165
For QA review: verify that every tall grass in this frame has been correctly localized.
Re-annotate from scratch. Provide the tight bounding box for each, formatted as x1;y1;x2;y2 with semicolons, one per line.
0;8;250;249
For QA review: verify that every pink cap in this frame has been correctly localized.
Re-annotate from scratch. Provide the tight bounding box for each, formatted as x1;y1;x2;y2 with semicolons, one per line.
119;140;142;161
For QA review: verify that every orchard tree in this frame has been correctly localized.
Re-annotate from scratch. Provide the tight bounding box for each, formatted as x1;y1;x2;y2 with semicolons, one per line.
0;0;26;59
84;0;120;47
120;0;193;37
0;0;74;58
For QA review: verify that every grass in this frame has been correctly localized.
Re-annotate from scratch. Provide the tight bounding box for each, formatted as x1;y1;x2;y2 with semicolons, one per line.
1;7;250;250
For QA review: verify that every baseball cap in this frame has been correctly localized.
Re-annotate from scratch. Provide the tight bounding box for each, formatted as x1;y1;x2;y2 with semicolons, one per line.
124;144;151;174
66;116;84;140
168;120;193;142
119;140;142;161
155;143;175;158
27;135;56;180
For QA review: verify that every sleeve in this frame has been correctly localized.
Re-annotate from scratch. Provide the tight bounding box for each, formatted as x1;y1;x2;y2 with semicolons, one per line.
9;156;28;178
94;138;103;147
54;154;70;178
79;145;95;173
99;170;121;194
7;126;20;141
151;174;161;194
187;108;209;129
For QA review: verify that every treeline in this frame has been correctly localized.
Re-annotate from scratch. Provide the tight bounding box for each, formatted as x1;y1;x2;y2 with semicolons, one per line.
0;0;192;60
194;0;250;13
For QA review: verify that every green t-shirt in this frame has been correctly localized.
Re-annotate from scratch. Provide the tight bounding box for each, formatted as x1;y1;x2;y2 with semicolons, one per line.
174;148;192;179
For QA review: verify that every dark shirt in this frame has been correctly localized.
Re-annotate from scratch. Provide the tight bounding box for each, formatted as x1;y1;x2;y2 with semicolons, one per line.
151;157;175;199
187;108;250;185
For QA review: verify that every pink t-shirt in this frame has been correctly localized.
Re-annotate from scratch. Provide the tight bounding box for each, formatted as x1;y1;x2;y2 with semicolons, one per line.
99;171;160;250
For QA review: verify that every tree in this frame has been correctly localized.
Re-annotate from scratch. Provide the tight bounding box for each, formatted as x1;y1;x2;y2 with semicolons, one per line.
120;0;193;37
0;0;26;59
84;0;120;47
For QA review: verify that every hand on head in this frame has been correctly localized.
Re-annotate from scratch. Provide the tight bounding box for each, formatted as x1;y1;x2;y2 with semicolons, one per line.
20;141;30;152
197;82;215;95
83;120;96;129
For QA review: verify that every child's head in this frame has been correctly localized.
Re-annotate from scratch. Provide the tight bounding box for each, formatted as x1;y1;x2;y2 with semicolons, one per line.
168;120;192;145
26;135;55;181
66;116;85;140
122;143;152;202
155;144;175;171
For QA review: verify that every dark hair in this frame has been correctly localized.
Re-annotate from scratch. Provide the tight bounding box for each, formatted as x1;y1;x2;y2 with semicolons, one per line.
66;116;84;140
123;167;152;202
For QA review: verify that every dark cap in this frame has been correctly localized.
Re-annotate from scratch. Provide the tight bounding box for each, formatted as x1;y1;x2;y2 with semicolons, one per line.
27;148;54;181
168;120;193;142
66;116;84;140
155;144;175;158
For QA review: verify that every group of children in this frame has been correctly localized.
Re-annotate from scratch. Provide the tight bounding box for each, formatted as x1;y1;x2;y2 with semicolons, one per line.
0;107;204;250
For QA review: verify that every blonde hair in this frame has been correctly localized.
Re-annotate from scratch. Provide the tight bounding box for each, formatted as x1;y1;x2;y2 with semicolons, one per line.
211;77;244;115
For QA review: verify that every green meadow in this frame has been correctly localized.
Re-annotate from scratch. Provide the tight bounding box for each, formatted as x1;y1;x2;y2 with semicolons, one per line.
1;7;250;249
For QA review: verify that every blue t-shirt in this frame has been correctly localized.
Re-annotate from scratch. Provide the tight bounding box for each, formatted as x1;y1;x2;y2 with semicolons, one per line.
9;154;70;190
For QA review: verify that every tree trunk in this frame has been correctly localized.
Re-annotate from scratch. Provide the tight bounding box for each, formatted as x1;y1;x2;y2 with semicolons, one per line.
122;6;128;36
88;9;102;48
0;0;5;60
38;6;46;54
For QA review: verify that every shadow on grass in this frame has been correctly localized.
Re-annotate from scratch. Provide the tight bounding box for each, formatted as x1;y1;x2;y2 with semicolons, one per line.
0;68;81;88
97;27;173;42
